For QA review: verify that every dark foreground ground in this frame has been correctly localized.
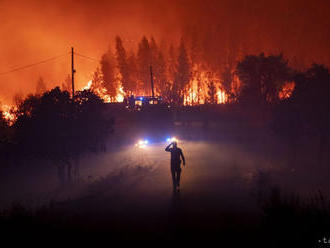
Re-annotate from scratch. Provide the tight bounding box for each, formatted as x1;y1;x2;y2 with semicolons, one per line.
1;107;330;246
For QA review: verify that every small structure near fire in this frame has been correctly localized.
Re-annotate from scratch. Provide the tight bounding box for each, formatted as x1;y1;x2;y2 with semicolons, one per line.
124;65;166;110
125;95;164;110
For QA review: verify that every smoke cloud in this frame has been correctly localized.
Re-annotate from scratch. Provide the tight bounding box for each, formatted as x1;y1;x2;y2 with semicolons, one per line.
0;0;329;104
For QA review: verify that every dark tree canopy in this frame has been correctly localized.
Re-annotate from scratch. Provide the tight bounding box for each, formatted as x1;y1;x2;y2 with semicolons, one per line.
115;36;131;95
13;87;113;162
101;47;117;99
173;40;191;105
236;53;291;105
137;36;152;95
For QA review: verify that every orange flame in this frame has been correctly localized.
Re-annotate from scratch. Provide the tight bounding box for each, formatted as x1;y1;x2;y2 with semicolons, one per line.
217;90;227;104
279;81;295;100
82;80;92;90
184;66;228;105
81;81;125;103
1;104;17;125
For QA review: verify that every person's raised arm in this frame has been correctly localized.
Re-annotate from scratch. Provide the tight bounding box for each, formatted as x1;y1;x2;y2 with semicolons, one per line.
165;143;172;152
180;149;186;165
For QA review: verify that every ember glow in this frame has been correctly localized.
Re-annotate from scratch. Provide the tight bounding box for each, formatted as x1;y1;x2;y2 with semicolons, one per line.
1;104;16;125
82;80;92;91
279;82;295;100
1;0;329;105
81;80;124;103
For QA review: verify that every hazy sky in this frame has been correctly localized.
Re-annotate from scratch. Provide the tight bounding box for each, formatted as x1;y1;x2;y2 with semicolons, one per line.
0;0;329;104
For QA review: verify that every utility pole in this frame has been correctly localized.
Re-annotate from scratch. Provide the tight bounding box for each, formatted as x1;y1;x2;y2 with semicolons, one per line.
71;47;76;98
150;65;155;97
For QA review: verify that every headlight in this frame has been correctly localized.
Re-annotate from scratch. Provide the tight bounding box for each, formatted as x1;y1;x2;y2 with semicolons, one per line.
166;137;178;143
135;139;149;149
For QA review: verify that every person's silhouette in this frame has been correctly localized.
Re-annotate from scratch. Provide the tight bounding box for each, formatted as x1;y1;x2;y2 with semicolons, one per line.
165;141;186;192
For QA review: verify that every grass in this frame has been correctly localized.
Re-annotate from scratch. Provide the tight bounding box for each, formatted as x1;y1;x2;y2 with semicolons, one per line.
1;166;330;247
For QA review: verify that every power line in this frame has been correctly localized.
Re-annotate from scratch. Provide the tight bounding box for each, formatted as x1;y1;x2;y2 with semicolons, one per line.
0;51;100;77
74;52;100;62
0;53;69;76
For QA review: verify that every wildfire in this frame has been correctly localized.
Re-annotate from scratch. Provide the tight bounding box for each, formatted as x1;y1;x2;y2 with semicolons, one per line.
1;104;16;125
279;81;295;100
82;80;92;90
184;67;228;105
115;86;124;102
81;81;125;103
217;90;227;104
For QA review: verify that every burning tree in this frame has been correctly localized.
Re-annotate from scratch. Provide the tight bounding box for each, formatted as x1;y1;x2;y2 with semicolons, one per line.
80;34;303;107
82;35;233;105
206;81;217;104
173;40;191;105
115;36;131;95
101;46;117;101
236;53;291;105
137;36;152;96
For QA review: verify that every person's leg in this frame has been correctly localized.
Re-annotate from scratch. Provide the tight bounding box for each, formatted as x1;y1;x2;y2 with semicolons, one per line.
171;166;177;190
176;168;181;187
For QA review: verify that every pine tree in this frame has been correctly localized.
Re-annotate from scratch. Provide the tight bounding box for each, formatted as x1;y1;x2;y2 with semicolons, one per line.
222;66;232;95
174;40;191;105
137;36;152;95
155;51;167;96
167;44;177;85
115;36;131;95
91;67;103;91
100;46;117;100
127;52;138;95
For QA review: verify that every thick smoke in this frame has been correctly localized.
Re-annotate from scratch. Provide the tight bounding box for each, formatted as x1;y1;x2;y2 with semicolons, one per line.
0;0;329;104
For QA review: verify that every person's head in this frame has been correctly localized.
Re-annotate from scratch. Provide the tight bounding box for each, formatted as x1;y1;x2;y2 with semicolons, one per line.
172;141;177;148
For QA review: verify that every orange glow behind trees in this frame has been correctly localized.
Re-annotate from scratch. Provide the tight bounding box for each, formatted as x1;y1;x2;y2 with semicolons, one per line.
0;0;330;106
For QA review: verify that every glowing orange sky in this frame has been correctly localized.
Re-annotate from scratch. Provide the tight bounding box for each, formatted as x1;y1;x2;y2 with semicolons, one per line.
0;0;329;104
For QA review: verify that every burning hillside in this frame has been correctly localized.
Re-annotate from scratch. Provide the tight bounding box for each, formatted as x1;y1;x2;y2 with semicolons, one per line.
80;36;295;106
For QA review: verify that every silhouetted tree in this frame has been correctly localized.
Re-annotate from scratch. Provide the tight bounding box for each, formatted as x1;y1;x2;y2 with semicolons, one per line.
127;52;138;95
167;44;177;103
137;36;152;95
101;47;117;100
0;111;10;167
271;97;302;166
150;37;158;64
91;67;103;91
222;66;233;95
271;64;330;166
167;44;177;82
236;53;290;105
0;110;9;143
154;51;167;96
173;40;191;105
115;36;131;95
13;87;114;184
292;64;330;165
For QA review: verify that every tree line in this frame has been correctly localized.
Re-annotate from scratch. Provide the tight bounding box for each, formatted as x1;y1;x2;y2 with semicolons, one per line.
0;88;113;184
88;35;328;107
1;51;330;179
